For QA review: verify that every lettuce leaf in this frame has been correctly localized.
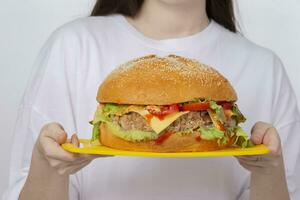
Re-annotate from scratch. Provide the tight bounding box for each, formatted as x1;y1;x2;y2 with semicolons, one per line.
91;105;158;142
91;105;111;142
232;105;246;124
91;103;127;141
234;127;254;148
199;127;225;140
209;101;226;123
175;129;194;136
92;108;110;125
91;122;101;141
105;121;158;142
91;112;111;142
102;103;128;116
209;101;220;110
217;136;229;146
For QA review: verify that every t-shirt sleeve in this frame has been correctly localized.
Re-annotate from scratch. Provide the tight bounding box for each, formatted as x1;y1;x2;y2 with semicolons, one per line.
3;28;80;200
270;55;300;199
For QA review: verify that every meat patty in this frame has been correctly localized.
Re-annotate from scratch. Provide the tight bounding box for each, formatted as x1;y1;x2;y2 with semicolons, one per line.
110;111;212;132
166;111;212;132
111;112;153;132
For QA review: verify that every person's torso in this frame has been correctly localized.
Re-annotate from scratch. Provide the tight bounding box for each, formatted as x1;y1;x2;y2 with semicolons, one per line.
57;15;277;200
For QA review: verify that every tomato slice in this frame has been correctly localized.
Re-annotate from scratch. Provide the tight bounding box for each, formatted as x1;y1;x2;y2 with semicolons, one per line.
221;103;233;110
180;102;210;111
155;132;173;145
217;101;233;110
147;104;179;120
161;104;179;115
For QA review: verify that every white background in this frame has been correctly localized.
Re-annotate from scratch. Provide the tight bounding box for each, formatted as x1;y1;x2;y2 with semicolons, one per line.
0;0;299;196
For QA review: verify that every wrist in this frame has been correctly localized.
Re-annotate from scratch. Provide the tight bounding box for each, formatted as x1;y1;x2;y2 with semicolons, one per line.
20;144;69;200
250;155;289;200
31;144;69;179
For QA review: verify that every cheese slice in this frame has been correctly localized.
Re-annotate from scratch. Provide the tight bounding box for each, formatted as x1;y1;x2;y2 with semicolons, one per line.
128;106;189;134
148;111;189;133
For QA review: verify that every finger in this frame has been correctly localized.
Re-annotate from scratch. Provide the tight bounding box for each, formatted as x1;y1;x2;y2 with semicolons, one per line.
263;127;281;156
41;137;78;162
48;159;88;171
235;155;261;162
67;160;92;174
65;157;92;167
45;148;111;163
250;122;272;145
237;156;278;170
67;154;106;163
71;134;80;148
236;155;269;164
42;123;67;145
47;154;90;166
237;158;264;169
58;160;92;175
81;154;113;160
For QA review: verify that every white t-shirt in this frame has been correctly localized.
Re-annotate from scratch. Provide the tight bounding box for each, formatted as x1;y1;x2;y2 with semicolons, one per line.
3;15;300;200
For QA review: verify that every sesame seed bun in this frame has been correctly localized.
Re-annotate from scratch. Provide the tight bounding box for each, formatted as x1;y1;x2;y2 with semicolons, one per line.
100;123;235;152
97;54;237;105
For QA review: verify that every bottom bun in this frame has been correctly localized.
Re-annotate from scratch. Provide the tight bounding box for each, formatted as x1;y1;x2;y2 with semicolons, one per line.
100;123;235;152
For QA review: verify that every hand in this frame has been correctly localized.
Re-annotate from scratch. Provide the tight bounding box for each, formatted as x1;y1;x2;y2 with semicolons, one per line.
35;122;104;176
236;121;282;174
236;122;290;199
20;123;109;200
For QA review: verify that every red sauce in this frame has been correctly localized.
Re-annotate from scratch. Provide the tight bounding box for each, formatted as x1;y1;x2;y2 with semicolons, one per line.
145;114;153;123
147;111;166;120
155;132;173;145
156;115;165;120
195;136;201;142
147;104;179;120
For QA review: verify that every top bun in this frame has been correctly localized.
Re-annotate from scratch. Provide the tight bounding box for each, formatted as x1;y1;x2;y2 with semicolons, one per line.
98;55;237;105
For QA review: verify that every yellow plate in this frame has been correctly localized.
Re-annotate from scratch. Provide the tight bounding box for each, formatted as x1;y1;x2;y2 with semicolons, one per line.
62;139;269;157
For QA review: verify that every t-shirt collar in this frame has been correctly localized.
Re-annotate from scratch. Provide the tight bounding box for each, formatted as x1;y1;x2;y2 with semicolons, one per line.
114;14;221;52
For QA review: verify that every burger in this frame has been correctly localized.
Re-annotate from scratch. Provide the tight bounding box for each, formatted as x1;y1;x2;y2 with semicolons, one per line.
90;55;253;152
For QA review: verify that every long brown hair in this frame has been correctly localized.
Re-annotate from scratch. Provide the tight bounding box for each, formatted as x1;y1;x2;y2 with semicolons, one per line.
91;0;237;33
